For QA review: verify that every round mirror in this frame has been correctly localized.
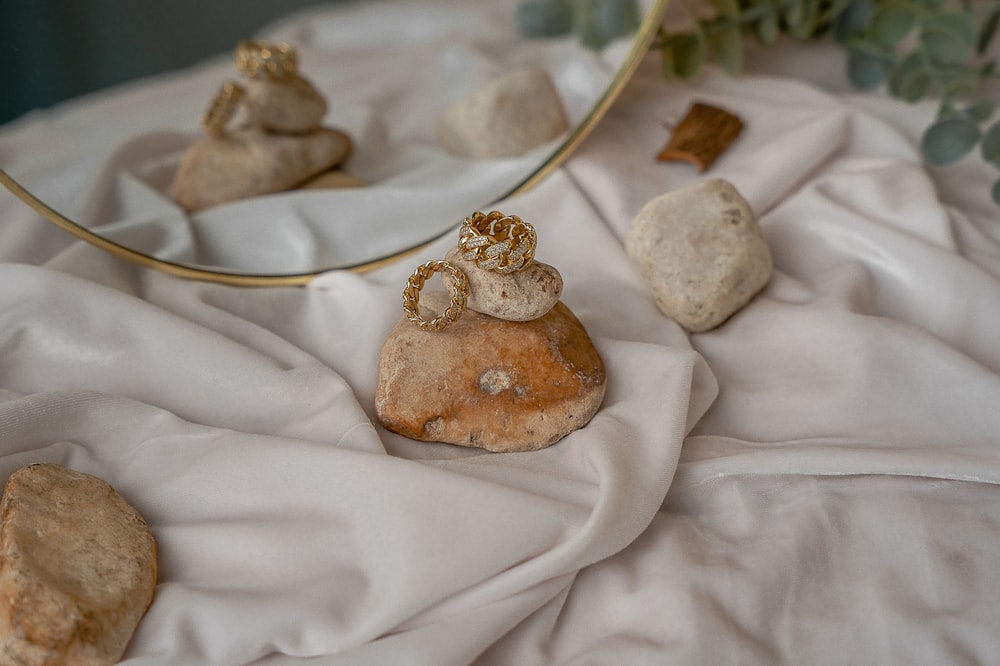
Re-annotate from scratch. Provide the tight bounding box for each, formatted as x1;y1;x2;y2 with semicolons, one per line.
0;0;666;285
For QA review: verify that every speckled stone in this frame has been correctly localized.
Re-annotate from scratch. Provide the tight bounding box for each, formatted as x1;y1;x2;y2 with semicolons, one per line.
626;179;772;332
375;295;606;452
245;75;328;134
0;464;157;666
444;247;562;321
436;67;569;158
171;126;352;210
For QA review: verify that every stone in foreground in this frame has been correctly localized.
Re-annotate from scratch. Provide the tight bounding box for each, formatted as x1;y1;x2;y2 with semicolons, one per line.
0;463;157;666
436;67;569;158
171;126;352;210
376;297;605;452
444;247;562;322
626;179;772;332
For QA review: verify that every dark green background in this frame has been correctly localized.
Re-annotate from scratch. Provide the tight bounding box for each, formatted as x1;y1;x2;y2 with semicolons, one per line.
0;0;340;125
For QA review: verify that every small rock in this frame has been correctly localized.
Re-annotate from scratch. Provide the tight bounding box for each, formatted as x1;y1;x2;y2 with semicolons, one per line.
171;126;352;210
376;296;606;452
626;179;772;332
244;75;328;134
0;463;157;666
444;247;562;321
436;67;569;158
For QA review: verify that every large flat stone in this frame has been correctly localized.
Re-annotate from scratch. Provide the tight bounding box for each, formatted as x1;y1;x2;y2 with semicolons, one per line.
376;297;605;452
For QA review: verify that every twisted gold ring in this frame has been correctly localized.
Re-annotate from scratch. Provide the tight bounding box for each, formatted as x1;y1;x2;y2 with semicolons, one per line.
402;260;469;331
201;81;245;136
458;211;536;274
234;41;298;81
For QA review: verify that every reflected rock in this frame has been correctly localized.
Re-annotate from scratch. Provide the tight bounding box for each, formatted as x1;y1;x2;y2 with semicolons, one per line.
171;126;352;211
376;295;605;452
626;179;772;332
444;246;562;321
436;67;569;158
245;76;328;135
0;464;157;666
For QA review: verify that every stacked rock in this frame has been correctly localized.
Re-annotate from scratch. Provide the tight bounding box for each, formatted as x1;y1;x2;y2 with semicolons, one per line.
172;41;354;211
376;211;606;453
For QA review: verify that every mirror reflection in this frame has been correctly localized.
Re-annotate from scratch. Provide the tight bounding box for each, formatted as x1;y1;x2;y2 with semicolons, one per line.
1;0;659;279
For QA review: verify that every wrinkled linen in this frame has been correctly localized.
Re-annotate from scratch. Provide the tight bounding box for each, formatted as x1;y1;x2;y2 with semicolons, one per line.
3;28;1000;666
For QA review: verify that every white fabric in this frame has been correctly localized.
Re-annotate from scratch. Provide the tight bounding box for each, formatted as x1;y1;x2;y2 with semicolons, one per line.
2;19;1000;666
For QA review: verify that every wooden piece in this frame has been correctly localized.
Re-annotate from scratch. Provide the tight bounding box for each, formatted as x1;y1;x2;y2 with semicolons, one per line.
657;103;743;172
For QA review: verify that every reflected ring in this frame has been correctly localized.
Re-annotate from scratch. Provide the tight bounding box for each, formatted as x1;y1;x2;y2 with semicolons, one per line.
234;41;298;81
458;211;536;274
402;260;469;331
201;81;245;136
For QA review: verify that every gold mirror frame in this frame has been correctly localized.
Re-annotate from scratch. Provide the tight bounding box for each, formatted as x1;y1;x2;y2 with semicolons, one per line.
0;0;668;287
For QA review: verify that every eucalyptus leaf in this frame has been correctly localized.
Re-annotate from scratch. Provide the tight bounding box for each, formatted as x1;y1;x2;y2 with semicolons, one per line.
870;3;917;47
847;47;889;88
966;100;996;123
710;0;740;17
981;121;1000;163
755;9;780;44
515;0;574;38
977;6;1000;54
713;24;744;74
888;52;930;101
920;12;975;64
663;34;704;79
834;0;873;42
574;0;641;49
921;116;981;165
787;0;821;38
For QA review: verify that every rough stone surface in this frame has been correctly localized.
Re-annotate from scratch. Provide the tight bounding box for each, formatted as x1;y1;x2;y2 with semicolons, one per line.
376;296;606;452
245;75;328;134
626;179;772;332
171;126;352;210
0;463;157;666
436;67;569;158
444;247;562;321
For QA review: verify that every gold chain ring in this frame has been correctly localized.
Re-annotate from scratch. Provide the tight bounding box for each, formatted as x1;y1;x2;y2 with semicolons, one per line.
234;41;298;81
458;211;537;274
402;260;469;331
201;81;245;136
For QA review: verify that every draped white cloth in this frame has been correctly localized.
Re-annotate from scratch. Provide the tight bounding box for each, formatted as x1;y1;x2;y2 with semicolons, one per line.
2;18;1000;666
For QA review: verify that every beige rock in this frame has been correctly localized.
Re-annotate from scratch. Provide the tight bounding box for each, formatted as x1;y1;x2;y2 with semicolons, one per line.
444;247;562;321
245;75;328;134
171;126;352;210
299;169;366;190
436;67;569;158
376;296;605;452
626;179;772;332
0;463;157;666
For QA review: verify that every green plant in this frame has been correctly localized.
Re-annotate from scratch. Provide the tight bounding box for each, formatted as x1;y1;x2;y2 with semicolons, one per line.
657;0;1000;203
516;0;642;50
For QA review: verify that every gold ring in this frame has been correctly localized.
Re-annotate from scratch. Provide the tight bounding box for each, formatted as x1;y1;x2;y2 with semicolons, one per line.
458;211;537;274
234;41;298;81
201;81;245;136
402;260;469;331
